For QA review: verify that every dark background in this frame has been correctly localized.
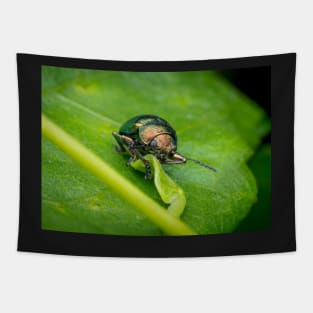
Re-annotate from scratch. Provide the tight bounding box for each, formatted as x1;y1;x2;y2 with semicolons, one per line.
221;66;271;117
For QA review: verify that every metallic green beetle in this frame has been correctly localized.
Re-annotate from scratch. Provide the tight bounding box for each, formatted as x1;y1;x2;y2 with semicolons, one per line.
112;114;216;179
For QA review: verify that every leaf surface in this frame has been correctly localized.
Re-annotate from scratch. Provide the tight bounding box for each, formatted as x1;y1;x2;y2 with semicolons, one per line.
42;67;270;235
131;154;186;218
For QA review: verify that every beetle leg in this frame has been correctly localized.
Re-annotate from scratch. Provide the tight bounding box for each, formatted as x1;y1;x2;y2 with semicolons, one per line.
161;159;186;165
161;152;187;165
112;132;133;153
126;155;136;166
143;161;152;180
112;132;126;153
112;132;151;179
128;146;152;180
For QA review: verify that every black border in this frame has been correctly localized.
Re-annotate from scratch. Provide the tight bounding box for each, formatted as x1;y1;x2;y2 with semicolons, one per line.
17;53;296;257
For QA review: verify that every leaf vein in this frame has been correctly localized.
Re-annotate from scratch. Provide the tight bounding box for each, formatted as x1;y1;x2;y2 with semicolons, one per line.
55;93;120;126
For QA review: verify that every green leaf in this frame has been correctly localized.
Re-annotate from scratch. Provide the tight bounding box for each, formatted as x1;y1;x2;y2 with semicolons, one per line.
42;115;195;236
42;67;270;235
131;154;186;218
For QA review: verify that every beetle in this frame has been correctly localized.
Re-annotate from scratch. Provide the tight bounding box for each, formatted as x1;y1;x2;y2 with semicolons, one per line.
112;114;216;179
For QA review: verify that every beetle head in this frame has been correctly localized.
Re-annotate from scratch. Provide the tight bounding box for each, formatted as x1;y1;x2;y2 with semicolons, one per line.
149;134;176;157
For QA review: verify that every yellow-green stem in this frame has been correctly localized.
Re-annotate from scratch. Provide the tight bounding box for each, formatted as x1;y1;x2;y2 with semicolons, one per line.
42;114;196;236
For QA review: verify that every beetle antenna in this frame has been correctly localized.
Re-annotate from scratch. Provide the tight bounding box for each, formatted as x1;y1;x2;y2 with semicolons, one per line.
187;157;217;172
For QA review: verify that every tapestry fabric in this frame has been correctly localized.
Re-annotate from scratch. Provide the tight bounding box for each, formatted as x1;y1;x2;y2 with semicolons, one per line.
17;53;296;257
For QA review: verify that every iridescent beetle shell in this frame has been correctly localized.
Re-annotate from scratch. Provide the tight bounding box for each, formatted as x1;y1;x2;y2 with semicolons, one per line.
112;114;216;179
